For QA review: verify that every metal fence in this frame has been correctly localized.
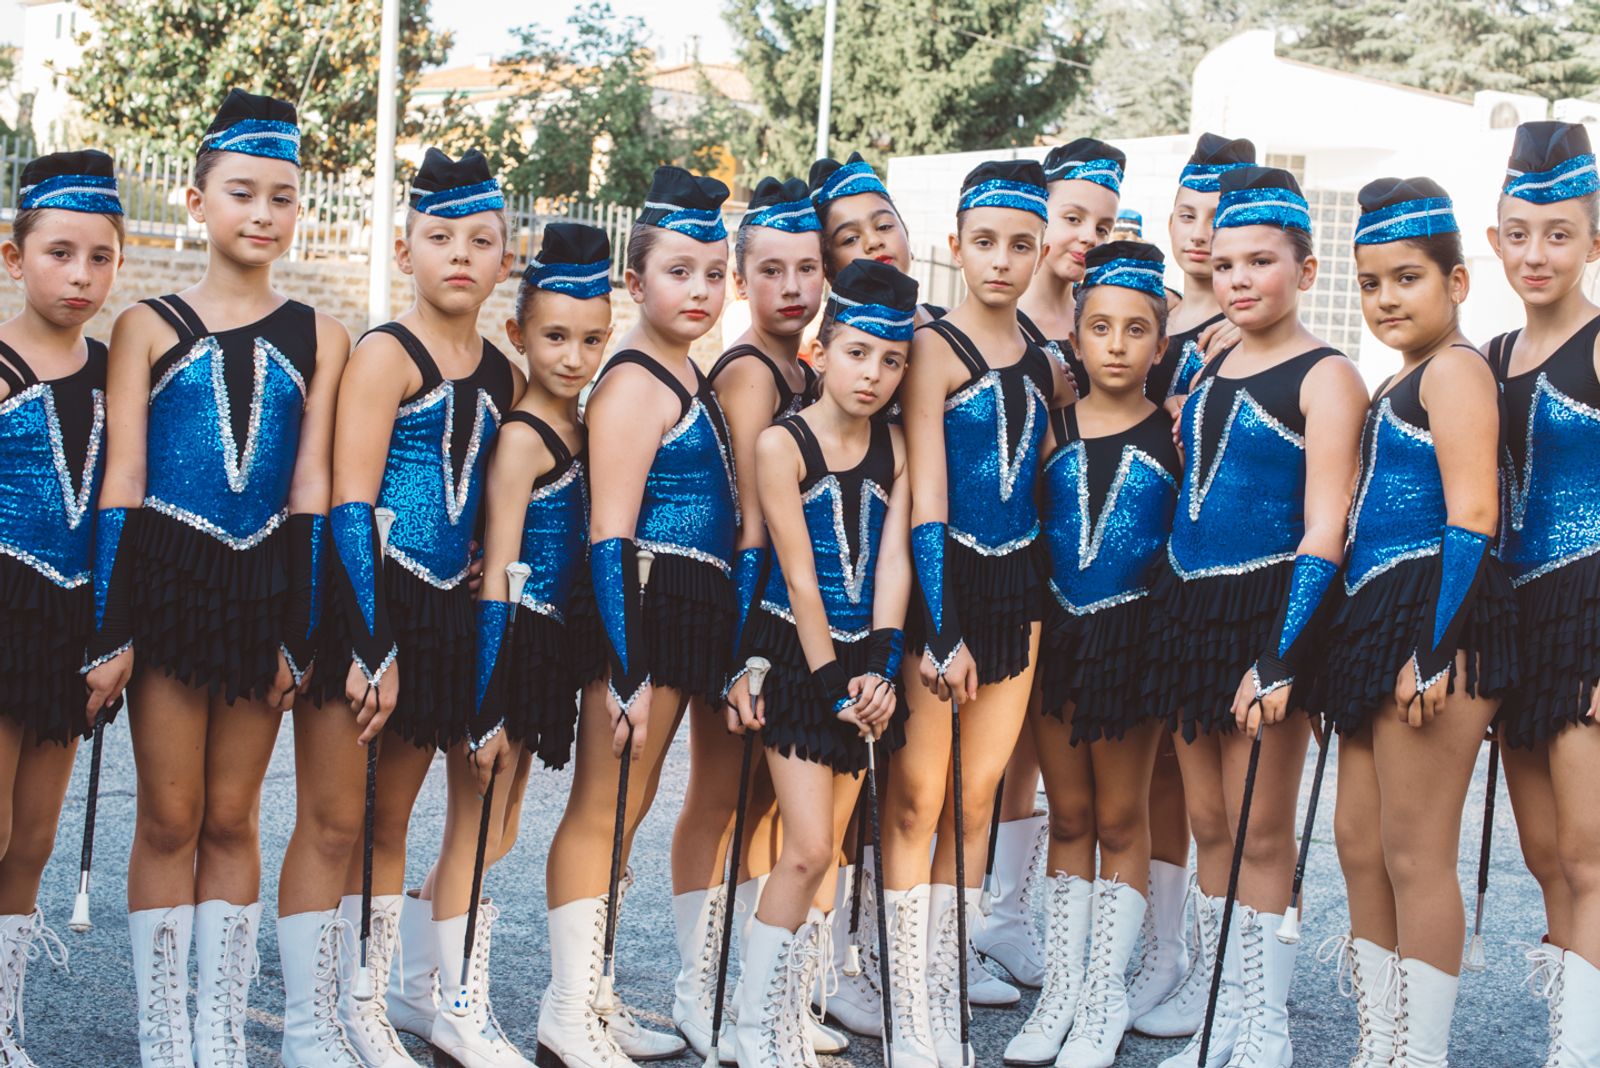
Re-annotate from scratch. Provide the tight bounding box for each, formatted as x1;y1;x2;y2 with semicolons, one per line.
0;137;640;277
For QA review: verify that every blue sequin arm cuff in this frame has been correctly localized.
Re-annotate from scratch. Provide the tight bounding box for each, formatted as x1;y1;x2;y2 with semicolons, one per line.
279;513;325;687
593;537;650;715
83;507;134;670
731;546;769;665
330;503;398;688
1250;553;1337;700
1410;526;1490;693
912;523;964;672
469;599;513;751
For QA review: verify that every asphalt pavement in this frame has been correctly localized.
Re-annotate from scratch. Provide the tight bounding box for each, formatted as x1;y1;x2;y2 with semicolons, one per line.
35;722;1548;1066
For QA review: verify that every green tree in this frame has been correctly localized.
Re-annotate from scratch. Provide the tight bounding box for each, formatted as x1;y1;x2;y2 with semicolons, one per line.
725;0;1095;177
66;0;452;173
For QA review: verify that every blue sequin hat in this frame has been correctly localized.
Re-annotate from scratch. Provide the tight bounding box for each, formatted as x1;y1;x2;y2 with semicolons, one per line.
741;176;821;233
1504;121;1599;204
958;160;1049;221
1115;208;1143;234
1216;166;1311;234
524;222;611;300
410;148;505;219
18;150;123;216
826;259;919;342
1080;240;1168;300
1042;138;1125;192
809;151;893;211
1179;133;1256;193
1355;177;1458;246
639;165;730;242
198;89;300;165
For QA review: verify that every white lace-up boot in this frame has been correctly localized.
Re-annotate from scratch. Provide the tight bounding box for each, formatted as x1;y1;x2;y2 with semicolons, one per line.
430;903;533;1068
974;814;1047;987
602;869;687;1062
669;886;724;1059
733;919;811;1068
821;856;882;1037
336;894;420;1067
536;898;635;1068
1057;879;1145;1067
388;890;439;1040
926;884;975;1068
0;911;66;1068
1135;879;1217;1038
801;909;850;1054
1223;907;1294;1068
131;905;195;1068
1125;861;1189;1023
1542;950;1599;1068
883;886;940;1068
1526;942;1565;1066
1004;874;1091;1066
1157;898;1244;1068
1316;934;1396;1068
192;901;260;1068
278;910;363;1068
1390;957;1458;1068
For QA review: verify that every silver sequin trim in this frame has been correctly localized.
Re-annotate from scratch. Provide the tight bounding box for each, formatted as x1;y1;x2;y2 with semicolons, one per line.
944;371;1047;502
0;540;88;587
802;476;889;605
384;544;470;589
1250;663;1293;701
518;594;565;624
926;639;966;675
1510;541;1600;588
356;644;399;688
1409;652;1449;695
1;384;105;531
1186;378;1305;524
949;524;1039;557
529;462;582;502
468;721;504;752
400;384;500;527
1166;541;1294;581
635;539;731;575
144;497;285;550
610;675;652;717
1344;544;1440;596
280;642;311;688
1049;578;1149;617
1075;444;1177;569
759;599;870;643
80;639;131;674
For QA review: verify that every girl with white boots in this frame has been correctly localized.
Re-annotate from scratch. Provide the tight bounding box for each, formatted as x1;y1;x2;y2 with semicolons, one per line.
1485;120;1600;1068
1312;176;1515;1068
0;148;127;1067
728;257;915;1067
103;90;349;1068
318;147;521;1068
1007;242;1182;1068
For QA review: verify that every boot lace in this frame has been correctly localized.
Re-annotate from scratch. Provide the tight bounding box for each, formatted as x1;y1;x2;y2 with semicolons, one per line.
205;909;258;1066
349;906;407;1055
459;902;519;1051
0;913;66;1065
1069;884;1122;1046
1158;878;1213;1018
887;897;934;1048
926;897;965;1045
1012;822;1048;961
1385;957;1413;1066
1123;884;1162;1005
753;930;812;1066
1228;908;1266;1062
1523;943;1565;1068
1016;880;1080;1037
693;883;728;1017
808;919;839;1028
577;902;631;1064
314;917;361;1061
144;914;189;1067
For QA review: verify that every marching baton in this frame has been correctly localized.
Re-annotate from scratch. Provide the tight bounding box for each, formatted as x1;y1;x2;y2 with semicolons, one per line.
981;777;1004;916
946;678;973;1068
1198;718;1266;1067
596;548;654;1015
353;505;396;1001
1464;739;1499;973
705;656;770;1067
68;710;110;934
451;562;531;1017
866;731;895;1068
1277;719;1332;945
843;798;869;977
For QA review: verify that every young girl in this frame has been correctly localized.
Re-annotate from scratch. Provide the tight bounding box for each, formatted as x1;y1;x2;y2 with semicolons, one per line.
728;257;913;1067
0;150;124;1064
671;176;834;1061
537;165;735;1068
1149;166;1366;1068
886;159;1052;1067
319;148;522;1067
100;90;348;1068
1310;177;1514;1068
1485;121;1600;1067
1127;132;1258;1042
1005;242;1181;1068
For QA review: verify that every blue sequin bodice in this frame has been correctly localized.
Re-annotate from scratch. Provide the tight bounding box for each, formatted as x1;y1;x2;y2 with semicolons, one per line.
1042;412;1178;615
1344;397;1447;594
1500;371;1600;586
762;477;891;642
518;456;589;622
0;366;104;587
635;399;738;571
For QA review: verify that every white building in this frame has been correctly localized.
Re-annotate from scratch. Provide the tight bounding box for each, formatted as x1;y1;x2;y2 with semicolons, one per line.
886;29;1595;386
14;0;92;147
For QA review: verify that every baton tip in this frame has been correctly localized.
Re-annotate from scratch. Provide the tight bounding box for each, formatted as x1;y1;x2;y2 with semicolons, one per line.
1275;907;1301;945
1463;934;1488;973
68;892;91;934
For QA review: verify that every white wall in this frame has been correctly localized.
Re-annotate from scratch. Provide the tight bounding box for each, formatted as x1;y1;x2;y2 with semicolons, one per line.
18;0;91;148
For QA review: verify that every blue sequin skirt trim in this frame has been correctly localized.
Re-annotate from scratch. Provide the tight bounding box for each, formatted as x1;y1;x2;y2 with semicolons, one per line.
315;562;473;751
1309;554;1518;735
0;553;107;744
744;606;906;774
128;508;289;704
639;551;735;704
1499;551;1600;749
1039;593;1161;745
904;537;1047;685
502;581;605;770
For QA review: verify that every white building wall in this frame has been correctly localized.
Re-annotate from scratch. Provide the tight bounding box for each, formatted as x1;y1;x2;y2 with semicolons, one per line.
18;0;92;148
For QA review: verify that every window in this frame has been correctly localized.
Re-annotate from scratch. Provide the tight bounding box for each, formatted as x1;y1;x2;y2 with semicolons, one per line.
1266;153;1307;184
1304;189;1364;359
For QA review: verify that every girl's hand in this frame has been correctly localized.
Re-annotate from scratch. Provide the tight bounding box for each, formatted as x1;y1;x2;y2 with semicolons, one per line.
469;731;514;796
466;541;485;596
921;645;979;704
849;674;897;730
266;649;299;712
606;680;652;760
347;659;399;745
725;673;764;734
83;646;133;733
1198;319;1242;362
1232;670;1290;733
1394;660;1448;728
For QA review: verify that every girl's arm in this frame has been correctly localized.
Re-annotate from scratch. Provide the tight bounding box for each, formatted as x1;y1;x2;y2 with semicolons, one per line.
715;357;781;671
275;312;350;707
468;420;550;785
857;426;913;732
587;365;675;758
328;331;415;743
1237;353;1367;731
1398;348;1500;723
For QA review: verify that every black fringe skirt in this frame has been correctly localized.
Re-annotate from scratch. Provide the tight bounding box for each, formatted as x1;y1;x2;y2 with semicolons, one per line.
503;584;606;770
0;555;101;744
905;537;1047;686
1499;552;1600;749
1039;590;1161;745
637;551;735;706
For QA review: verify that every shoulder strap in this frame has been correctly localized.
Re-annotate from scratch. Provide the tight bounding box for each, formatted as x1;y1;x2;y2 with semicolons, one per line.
596;349;695;415
139;295;204;342
921;318;988;379
85;338;109;387
502;410;573;466
1017;310;1047;347
1049;406;1070;450
1063;405;1082;444
364;322;443;393
160;294;209;337
480;339;516;410
0;339;37;392
779;416;826;483
710;344;789;394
